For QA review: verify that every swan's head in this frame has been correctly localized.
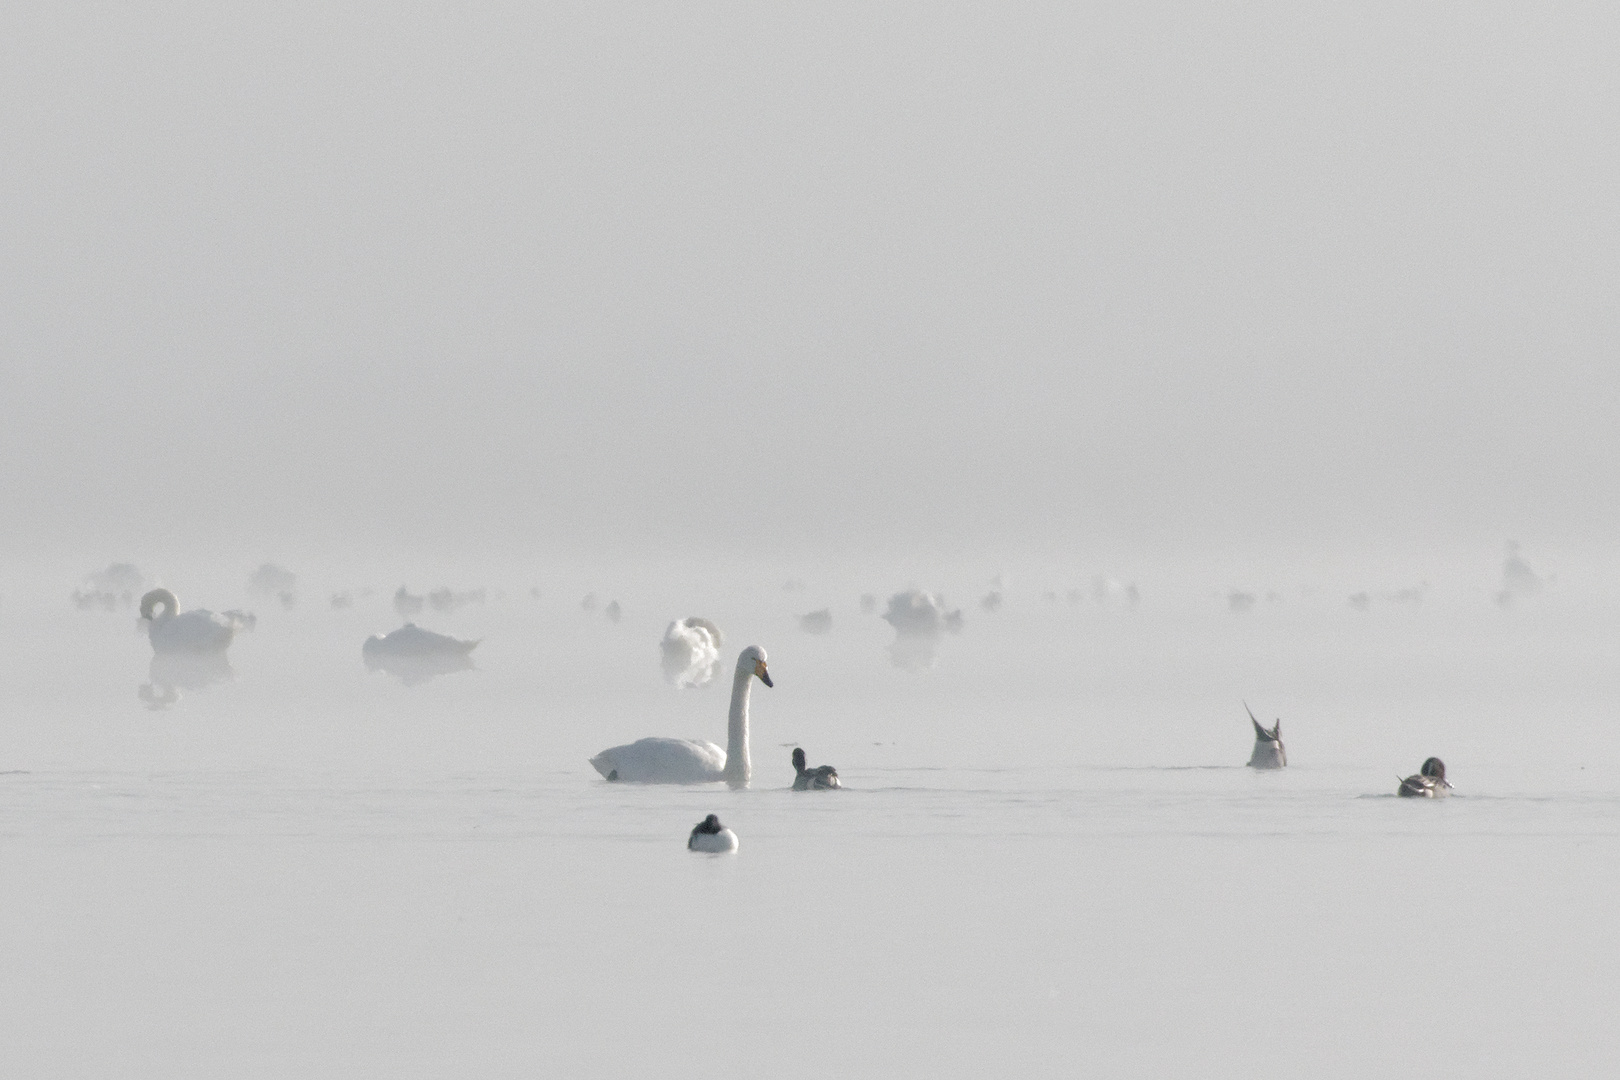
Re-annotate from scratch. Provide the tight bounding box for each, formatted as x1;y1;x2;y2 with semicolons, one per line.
139;588;179;622
792;747;806;771
737;645;772;687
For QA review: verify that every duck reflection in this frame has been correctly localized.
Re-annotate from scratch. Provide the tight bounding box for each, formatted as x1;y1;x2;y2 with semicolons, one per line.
363;623;479;686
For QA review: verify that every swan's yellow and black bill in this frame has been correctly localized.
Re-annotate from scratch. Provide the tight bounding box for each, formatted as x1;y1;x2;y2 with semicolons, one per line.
755;659;773;687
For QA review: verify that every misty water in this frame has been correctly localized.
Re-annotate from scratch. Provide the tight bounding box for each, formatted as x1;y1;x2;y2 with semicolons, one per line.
4;562;1617;1078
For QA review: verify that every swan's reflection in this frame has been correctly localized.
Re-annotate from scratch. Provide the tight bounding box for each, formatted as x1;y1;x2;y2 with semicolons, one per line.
363;624;479;686
134;588;250;710
881;590;963;672
139;650;234;710
887;635;942;673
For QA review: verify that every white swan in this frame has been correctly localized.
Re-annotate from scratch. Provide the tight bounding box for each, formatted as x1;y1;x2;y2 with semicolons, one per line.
660;617;724;688
139;588;253;654
591;646;772;786
364;623;479;660
687;814;739;853
362;623;479;685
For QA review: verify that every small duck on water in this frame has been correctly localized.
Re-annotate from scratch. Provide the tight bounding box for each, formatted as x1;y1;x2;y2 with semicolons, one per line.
791;747;841;790
1398;757;1452;798
1244;703;1286;769
688;814;739;853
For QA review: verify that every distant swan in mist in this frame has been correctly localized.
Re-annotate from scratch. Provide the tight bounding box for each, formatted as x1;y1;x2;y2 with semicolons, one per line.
661;618;724;688
73;563;146;611
1398;757;1451;798
247;563;298;609
1245;703;1286;769
363;623;479;686
688;814;738;853
139;589;254;654
791;747;840;790
394;586;425;618
591;647;772;786
798;609;832;635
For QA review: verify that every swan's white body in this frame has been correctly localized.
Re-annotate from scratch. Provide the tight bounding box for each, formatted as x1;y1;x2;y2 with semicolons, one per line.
660;617;723;688
363;623;479;659
592;646;770;787
140;589;251;654
362;623;479;685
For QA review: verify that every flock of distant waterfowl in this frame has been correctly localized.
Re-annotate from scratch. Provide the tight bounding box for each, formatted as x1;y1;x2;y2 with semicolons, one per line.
126;580;1451;852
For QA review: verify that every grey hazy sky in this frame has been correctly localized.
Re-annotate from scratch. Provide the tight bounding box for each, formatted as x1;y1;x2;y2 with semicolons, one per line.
4;3;1616;563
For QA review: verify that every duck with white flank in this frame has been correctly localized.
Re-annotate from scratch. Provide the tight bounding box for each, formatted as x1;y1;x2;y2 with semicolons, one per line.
687;814;739;853
1245;703;1286;769
1398;757;1452;798
791;747;841;790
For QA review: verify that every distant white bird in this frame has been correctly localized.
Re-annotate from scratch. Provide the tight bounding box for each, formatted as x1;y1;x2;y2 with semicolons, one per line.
882;591;962;637
139;589;253;654
1496;542;1545;607
363;623;479;686
427;587;485;613
687;814;739;853
1244;703;1286;769
881;590;962;671
661;618;724;688
592;647;772;786
248;563;298;608
394;586;425;618
797;609;832;635
73;563;146;611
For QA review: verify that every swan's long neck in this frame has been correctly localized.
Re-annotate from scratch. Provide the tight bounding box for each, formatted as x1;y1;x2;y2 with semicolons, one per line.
723;665;752;788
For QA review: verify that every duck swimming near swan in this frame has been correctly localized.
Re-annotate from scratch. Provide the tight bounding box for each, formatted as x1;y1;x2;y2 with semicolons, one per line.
139;589;253;654
1245;703;1286;768
591;646;772;787
1398;757;1451;798
688;814;738;853
791;747;841;790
